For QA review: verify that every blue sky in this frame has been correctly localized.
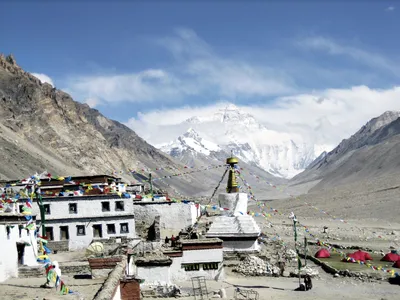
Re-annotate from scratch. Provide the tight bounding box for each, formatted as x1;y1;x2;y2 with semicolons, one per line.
1;1;400;145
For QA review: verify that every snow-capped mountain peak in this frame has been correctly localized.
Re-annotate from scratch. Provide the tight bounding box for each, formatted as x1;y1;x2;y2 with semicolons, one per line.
160;128;220;157
160;104;332;178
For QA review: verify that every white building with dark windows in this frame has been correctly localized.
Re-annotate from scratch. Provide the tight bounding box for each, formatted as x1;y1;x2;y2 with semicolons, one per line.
24;194;136;251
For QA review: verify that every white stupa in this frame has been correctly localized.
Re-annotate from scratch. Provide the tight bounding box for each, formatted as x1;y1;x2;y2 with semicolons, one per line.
206;157;261;253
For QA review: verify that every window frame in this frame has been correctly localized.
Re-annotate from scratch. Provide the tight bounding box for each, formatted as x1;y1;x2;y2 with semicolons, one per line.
115;201;125;211
44;204;51;215
184;264;200;271
69;203;78;214
101;201;110;212
76;225;86;236
120;222;129;234
107;224;116;234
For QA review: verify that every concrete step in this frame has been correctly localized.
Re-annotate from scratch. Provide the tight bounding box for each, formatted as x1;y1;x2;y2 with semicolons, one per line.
18;265;45;278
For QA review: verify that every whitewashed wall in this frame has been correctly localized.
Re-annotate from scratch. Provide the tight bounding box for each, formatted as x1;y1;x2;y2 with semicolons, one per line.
181;249;223;264
112;285;122;300
169;256;224;282
25;195;136;250
222;239;259;252
0;225;18;282
218;193;248;216
134;203;198;237
46;218;136;250
0;223;38;282
136;266;171;285
30;196;134;221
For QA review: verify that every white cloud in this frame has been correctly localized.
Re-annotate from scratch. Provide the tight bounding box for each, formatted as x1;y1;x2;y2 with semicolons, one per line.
65;69;186;103
386;6;395;11
64;28;294;104
84;97;99;108
126;86;400;147
298;36;399;76
31;73;54;86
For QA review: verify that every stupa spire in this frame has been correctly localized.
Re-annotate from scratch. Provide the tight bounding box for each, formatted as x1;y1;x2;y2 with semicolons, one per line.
226;155;239;193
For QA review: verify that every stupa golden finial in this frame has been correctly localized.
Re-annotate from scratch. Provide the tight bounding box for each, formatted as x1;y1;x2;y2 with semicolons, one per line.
226;154;239;193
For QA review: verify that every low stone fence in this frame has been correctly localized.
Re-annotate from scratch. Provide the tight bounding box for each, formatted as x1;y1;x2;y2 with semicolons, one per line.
92;260;126;300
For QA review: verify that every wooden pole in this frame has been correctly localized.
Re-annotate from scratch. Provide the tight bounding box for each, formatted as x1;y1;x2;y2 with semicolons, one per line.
304;236;308;267
293;216;301;286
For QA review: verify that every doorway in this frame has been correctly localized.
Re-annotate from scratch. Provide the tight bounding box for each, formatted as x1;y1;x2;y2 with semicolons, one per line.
16;242;25;265
60;226;69;240
93;224;103;238
45;227;54;240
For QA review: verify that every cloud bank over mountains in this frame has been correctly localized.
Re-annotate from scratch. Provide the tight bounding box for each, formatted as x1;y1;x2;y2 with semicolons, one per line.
31;28;400;150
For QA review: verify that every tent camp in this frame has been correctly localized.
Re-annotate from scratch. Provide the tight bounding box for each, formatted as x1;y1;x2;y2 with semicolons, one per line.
381;253;400;262
315;248;330;258
343;250;373;262
393;260;400;268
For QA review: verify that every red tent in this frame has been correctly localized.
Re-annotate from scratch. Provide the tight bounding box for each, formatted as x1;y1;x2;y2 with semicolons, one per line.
315;248;331;258
381;253;400;262
393;260;400;268
343;250;373;262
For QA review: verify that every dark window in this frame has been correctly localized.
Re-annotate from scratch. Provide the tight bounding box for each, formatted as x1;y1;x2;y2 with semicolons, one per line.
115;201;124;211
19;205;24;213
69;203;77;214
93;224;103;238
203;263;219;270
101;202;110;212
120;223;129;234
77;225;85;236
45;227;54;240
6;226;10;240
44;204;51;215
18;225;23;238
60;226;69;240
107;224;116;234
184;264;200;271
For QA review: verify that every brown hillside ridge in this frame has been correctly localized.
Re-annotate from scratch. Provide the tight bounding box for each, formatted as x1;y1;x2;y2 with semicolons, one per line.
282;110;400;222
0;53;211;196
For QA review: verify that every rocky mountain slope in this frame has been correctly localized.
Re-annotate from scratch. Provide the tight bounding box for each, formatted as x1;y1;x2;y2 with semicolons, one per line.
159;104;328;179
0;54;283;199
0;54;226;196
262;111;400;222
291;111;400;192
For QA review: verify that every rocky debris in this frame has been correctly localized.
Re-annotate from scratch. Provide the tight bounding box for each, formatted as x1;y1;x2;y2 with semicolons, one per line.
233;255;280;277
290;266;319;278
134;250;172;266
285;249;298;262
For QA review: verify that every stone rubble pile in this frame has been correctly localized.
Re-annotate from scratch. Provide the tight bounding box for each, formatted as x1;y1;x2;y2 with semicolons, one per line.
291;265;320;278
233;255;280;276
285;249;298;262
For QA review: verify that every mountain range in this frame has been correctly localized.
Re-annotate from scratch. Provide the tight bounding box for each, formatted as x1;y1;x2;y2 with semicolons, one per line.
158;104;330;179
0;54;274;198
2;52;400;217
279;110;400;222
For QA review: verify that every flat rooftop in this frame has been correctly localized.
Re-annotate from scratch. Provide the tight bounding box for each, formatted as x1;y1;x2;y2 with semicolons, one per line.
181;238;223;244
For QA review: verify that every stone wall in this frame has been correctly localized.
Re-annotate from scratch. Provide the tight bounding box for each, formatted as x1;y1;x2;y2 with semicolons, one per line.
89;256;123;278
47;240;69;252
134;202;198;238
120;278;141;300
